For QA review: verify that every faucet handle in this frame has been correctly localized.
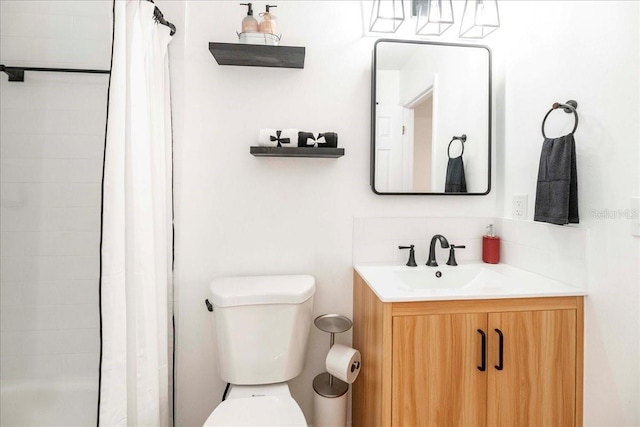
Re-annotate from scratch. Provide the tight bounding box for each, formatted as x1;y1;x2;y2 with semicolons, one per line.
398;245;417;267
446;245;466;266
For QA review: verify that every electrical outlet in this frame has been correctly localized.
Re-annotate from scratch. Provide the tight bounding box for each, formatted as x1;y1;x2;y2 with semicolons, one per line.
513;194;528;220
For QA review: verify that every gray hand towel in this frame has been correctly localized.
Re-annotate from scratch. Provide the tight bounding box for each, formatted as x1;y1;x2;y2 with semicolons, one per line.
534;134;579;225
445;156;467;193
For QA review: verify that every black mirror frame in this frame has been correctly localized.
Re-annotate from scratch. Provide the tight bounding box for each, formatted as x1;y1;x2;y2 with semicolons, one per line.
370;38;492;196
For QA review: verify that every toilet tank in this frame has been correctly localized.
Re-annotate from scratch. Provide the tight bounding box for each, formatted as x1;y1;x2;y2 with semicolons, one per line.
209;275;315;385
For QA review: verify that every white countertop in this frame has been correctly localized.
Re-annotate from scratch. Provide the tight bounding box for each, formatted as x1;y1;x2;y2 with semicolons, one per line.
354;262;587;303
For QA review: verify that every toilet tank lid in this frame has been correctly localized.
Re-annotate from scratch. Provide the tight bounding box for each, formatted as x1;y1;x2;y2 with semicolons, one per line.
209;275;315;307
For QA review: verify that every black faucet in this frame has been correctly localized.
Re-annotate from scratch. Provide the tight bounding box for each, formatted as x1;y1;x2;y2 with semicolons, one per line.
427;234;450;266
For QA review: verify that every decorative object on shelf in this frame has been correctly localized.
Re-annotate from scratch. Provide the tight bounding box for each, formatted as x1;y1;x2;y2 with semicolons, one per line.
317;132;338;148
272;130;292;147
416;0;454;36
459;0;500;39
239;3;259;33
369;0;405;33
209;42;305;68
258;129;298;147
237;3;281;45
237;32;280;46
298;131;316;147
258;4;278;34
258;128;278;146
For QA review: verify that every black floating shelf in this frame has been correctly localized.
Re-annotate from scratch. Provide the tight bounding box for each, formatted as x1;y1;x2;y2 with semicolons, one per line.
209;42;305;69
250;147;344;158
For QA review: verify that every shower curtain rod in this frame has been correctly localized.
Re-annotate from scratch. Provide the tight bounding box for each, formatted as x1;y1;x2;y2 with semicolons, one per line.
1;1;175;82
0;64;110;82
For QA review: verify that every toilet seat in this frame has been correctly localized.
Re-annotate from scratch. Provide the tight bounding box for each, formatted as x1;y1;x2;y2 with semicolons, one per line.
203;395;307;427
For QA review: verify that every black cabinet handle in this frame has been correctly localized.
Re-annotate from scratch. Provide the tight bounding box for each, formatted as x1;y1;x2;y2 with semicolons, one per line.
494;328;504;370
477;329;486;372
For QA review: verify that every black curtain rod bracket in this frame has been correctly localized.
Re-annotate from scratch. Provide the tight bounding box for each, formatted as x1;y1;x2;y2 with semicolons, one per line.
147;0;176;35
0;65;25;82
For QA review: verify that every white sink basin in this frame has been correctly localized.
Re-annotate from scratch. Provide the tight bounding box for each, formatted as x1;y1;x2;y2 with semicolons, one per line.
394;265;483;290
354;262;586;302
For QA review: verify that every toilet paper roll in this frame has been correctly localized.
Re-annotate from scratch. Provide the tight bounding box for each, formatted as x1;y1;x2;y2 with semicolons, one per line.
325;344;361;384
258;129;278;147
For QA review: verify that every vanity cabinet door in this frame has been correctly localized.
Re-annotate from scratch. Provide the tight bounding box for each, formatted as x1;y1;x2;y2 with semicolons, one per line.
487;309;577;427
392;313;488;427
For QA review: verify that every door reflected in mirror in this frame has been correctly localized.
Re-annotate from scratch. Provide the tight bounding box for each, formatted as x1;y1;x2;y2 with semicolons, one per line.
372;39;491;195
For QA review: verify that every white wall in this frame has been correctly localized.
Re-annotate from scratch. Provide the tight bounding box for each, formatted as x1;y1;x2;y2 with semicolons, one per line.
494;1;640;425
172;1;495;426
0;0;110;406
376;70;400;105
165;1;638;426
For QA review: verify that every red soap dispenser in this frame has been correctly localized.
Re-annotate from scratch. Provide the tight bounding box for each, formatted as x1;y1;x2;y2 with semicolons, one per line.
482;224;500;264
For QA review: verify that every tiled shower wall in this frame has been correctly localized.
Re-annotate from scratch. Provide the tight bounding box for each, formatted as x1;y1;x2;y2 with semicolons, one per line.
0;73;108;381
0;0;111;382
0;0;111;68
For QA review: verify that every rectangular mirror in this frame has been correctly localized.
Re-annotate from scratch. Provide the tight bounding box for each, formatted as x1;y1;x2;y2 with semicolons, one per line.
371;39;492;195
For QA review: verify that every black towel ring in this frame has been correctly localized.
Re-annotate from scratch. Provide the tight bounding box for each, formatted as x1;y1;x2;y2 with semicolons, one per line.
448;134;467;158
541;100;578;138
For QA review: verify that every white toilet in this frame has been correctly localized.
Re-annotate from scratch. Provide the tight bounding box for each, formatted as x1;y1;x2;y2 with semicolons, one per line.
203;274;316;427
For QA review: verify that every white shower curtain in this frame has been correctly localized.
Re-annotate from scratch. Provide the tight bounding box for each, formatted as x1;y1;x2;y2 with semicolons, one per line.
99;1;173;425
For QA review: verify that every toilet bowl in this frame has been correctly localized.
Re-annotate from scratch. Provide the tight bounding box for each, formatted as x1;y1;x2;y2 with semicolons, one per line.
203;384;307;427
203;275;315;427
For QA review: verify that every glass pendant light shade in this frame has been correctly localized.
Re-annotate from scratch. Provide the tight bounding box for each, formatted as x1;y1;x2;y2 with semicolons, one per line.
459;0;500;38
369;0;405;33
416;0;454;36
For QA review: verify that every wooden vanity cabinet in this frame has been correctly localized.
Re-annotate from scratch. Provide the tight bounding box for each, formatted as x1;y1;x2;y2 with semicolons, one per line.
352;271;584;427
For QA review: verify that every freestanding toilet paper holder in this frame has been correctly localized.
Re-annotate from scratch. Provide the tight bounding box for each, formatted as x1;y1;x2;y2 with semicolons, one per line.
313;314;353;397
